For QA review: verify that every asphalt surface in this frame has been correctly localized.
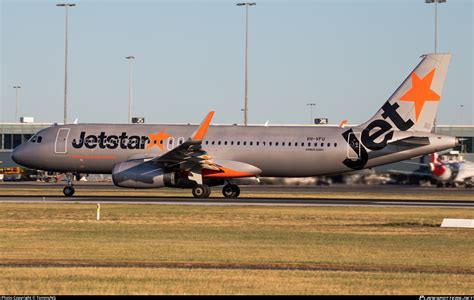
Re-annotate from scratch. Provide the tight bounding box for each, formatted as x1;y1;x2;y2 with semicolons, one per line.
1;181;473;194
0;182;472;208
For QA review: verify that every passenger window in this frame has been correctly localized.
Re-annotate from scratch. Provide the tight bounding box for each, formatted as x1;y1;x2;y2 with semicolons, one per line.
256;142;259;146
269;142;272;146
282;142;285;146
218;141;221;145
321;142;324;147
301;142;304;146
243;141;247;146
327;143;330;147
334;143;337;147
308;142;311;147
289;142;292;146
224;141;228;145
237;141;240;145
250;141;253;146
231;141;234;145
275;142;279;146
206;141;209;145
212;141;215;145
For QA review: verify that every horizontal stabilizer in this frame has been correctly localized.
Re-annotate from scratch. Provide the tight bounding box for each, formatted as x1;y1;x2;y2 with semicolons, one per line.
389;136;430;147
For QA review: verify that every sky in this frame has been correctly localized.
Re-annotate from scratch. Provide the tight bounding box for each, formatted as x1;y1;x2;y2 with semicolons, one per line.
1;0;473;125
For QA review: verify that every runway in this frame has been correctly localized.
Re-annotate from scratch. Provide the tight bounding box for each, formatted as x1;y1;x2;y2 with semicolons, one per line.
0;182;472;208
1;195;473;208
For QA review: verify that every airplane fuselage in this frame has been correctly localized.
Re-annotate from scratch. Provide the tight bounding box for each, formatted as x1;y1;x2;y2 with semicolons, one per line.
15;123;458;177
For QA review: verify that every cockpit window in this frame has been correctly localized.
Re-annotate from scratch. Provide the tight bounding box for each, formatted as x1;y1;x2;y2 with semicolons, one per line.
29;134;43;143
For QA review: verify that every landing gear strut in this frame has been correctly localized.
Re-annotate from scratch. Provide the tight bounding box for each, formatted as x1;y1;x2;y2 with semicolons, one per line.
63;173;75;197
192;184;211;198
222;184;240;198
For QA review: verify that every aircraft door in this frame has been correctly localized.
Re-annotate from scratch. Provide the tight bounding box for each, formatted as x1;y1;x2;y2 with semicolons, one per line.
55;128;70;154
346;132;362;161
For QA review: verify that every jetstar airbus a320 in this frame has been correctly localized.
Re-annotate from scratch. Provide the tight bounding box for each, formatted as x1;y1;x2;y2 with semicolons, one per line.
12;53;459;198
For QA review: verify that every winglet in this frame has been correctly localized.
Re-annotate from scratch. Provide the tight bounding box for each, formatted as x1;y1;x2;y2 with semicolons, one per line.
192;111;215;141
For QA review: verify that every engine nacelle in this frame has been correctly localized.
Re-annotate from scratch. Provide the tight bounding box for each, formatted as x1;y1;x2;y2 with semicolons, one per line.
112;161;177;188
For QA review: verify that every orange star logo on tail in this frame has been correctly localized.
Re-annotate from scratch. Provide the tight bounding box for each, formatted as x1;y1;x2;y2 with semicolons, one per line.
147;131;171;151
399;69;440;121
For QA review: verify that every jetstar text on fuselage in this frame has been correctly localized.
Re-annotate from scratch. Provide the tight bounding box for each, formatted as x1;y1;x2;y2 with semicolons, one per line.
72;132;167;150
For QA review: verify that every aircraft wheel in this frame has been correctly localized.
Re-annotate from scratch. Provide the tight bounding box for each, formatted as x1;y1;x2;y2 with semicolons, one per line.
192;184;211;198
63;186;75;197
222;184;240;198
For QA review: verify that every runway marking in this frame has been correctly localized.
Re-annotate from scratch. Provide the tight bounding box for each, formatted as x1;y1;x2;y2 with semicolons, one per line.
1;259;473;275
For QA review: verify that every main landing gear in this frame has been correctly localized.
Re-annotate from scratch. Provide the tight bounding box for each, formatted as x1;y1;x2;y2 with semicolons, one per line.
192;184;212;198
63;173;75;197
191;184;241;199
222;184;240;198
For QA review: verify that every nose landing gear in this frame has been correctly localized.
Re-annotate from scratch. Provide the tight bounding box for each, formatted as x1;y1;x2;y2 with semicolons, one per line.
63;186;75;197
63;173;75;197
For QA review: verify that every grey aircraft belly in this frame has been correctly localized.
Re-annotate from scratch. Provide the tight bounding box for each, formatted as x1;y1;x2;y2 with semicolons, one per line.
12;53;459;198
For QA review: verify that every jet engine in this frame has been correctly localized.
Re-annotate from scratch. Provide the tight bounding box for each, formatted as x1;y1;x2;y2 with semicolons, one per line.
112;160;177;188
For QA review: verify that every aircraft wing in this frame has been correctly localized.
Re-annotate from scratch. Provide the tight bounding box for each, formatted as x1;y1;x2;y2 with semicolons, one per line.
151;111;221;171
150;112;261;180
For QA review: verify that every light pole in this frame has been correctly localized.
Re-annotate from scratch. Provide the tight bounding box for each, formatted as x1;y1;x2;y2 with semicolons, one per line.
307;103;316;124
13;86;21;122
56;3;76;125
125;56;135;124
237;2;256;126
425;0;446;53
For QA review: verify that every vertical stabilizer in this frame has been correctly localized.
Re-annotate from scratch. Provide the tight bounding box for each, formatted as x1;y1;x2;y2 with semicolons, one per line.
359;53;451;133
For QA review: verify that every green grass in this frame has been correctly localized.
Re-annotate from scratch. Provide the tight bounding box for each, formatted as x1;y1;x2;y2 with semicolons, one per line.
0;203;473;294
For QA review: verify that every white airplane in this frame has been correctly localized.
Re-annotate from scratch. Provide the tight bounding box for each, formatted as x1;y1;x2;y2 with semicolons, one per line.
390;151;474;188
430;152;474;188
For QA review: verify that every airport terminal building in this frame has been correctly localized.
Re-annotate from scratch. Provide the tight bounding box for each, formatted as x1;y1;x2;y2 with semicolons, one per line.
1;122;473;169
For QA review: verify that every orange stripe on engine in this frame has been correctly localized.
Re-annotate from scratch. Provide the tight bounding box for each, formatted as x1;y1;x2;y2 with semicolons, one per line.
202;167;256;179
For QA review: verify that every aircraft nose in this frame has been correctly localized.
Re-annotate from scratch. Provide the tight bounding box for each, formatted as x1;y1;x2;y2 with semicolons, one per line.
11;144;28;166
